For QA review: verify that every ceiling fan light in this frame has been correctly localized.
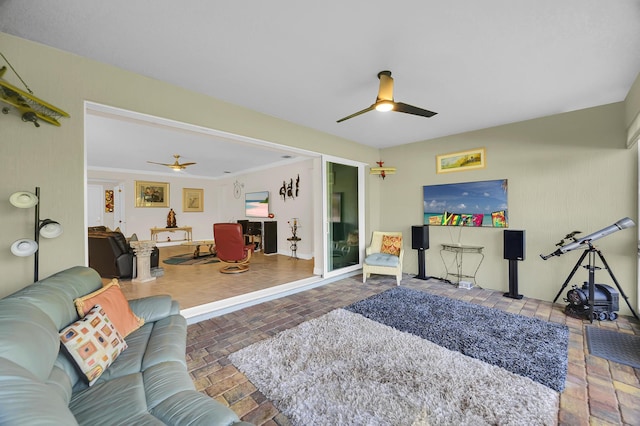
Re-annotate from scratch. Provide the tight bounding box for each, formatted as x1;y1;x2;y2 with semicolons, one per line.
375;102;393;112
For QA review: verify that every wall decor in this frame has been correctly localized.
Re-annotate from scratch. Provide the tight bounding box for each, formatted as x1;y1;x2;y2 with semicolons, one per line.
279;174;300;201
233;180;244;199
436;147;486;174
182;188;204;212
245;191;270;218
105;189;114;212
423;179;508;228
135;181;169;208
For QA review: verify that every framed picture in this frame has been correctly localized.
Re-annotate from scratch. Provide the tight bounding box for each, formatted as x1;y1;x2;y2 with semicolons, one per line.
183;188;204;212
436;147;486;174
135;181;169;208
105;189;114;212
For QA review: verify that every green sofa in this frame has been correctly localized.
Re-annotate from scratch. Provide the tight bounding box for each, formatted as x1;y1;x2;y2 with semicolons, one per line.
0;266;251;425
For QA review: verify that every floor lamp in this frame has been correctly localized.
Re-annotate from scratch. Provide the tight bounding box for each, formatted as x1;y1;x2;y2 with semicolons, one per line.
10;187;63;282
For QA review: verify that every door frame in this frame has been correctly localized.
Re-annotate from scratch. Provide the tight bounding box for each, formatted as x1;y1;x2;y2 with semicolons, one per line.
321;155;366;278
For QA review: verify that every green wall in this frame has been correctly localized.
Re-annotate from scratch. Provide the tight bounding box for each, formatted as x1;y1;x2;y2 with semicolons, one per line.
381;102;638;314
2;32;638;315
0;32;379;296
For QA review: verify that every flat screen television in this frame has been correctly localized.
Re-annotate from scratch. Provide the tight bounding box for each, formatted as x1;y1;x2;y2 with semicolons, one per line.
245;191;270;218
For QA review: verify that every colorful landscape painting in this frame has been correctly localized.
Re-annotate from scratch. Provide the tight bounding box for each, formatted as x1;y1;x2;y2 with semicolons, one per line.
423;179;508;227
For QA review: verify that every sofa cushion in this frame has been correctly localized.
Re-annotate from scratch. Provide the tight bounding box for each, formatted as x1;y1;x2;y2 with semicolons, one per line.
380;234;402;256
74;281;144;337
89;322;153;387
364;252;400;267
152;390;248;426
69;373;152;426
0;358;79;426
0;300;60;381
60;305;127;386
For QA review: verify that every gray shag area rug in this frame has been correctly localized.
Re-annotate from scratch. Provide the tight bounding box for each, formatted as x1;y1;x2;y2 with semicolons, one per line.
230;309;559;426
346;287;569;392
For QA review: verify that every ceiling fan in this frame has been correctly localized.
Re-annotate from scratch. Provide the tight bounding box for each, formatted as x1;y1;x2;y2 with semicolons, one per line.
147;154;196;171
337;70;437;123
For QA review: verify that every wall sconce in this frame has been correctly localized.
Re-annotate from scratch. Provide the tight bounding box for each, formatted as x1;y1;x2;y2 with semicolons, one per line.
9;187;63;282
370;161;396;179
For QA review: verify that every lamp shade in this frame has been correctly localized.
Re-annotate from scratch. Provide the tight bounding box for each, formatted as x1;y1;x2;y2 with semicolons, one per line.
39;219;63;238
9;191;39;208
10;239;38;257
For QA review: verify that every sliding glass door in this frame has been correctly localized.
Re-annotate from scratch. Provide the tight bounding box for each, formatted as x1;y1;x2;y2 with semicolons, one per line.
324;157;364;276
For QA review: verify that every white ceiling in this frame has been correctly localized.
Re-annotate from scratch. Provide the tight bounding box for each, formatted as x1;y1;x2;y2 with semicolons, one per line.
1;1;640;177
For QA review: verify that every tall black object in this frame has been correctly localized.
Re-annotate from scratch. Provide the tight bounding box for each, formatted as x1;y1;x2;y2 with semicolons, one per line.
503;230;525;299
263;221;277;254
552;244;639;322
412;225;430;280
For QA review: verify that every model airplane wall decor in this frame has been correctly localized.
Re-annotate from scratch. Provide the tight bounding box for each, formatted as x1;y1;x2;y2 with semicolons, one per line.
0;64;70;127
370;161;396;179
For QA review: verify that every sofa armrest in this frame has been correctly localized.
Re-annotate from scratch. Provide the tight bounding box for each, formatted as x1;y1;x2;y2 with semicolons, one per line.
129;295;178;323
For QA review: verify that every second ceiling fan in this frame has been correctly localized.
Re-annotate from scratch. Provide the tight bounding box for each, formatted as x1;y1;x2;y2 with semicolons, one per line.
337;70;437;123
147;154;196;171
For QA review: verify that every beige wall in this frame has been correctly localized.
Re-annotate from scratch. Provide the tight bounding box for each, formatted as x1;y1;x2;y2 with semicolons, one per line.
0;32;379;296
625;72;640;147
381;102;638;314
2;32;638;315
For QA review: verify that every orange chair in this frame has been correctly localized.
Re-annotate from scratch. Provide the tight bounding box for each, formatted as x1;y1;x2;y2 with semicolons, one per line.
213;223;253;273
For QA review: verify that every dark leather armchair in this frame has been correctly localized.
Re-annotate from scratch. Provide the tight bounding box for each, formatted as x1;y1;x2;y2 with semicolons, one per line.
213;223;253;273
88;227;159;278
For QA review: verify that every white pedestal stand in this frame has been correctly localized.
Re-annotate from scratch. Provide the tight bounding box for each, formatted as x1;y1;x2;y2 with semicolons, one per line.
131;240;157;283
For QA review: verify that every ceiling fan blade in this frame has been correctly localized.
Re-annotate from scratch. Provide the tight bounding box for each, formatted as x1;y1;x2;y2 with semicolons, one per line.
394;102;438;118
180;162;197;166
336;105;375;123
147;161;171;166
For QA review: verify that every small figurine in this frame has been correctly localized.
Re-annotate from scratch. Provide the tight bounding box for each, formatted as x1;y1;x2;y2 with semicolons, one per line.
167;208;177;228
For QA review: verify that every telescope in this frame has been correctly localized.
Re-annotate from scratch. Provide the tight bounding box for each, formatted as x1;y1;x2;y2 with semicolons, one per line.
540;217;635;260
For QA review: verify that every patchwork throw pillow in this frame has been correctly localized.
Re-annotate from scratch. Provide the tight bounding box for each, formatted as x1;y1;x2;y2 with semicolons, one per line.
380;235;402;256
74;281;144;337
60;305;127;386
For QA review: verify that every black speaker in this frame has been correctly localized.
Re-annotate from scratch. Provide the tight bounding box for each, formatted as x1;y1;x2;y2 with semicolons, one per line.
263;221;277;254
411;225;430;250
504;230;525;261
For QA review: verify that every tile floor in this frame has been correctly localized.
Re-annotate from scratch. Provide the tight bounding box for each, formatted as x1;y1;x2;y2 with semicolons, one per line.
118;245;315;309
186;274;640;426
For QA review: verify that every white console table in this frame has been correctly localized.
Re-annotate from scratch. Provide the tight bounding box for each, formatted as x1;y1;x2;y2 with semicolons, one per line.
440;243;484;286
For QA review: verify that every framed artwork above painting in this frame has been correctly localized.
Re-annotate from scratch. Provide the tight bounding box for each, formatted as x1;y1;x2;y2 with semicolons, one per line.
436;147;486;174
183;188;204;212
135;181;169;208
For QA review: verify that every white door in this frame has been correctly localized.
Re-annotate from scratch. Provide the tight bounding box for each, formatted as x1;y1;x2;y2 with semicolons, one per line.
87;185;104;227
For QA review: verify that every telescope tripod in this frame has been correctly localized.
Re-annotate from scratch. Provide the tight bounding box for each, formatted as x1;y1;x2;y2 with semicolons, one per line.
553;245;639;322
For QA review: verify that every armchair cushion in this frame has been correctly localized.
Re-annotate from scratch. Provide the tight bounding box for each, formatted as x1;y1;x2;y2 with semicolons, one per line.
364;252;400;267
380;235;402;256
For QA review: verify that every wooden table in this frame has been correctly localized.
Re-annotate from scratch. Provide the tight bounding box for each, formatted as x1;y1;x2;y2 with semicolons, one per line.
150;226;192;242
181;240;216;258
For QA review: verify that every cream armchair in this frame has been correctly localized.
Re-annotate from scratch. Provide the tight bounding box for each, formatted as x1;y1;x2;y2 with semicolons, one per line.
362;231;404;285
